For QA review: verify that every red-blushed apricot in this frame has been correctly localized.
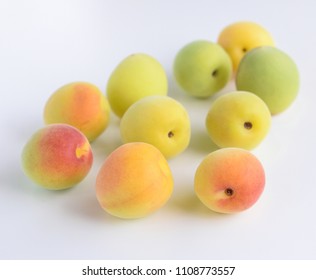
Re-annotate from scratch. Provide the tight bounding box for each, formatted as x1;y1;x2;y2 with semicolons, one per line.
194;148;265;213
21;124;93;190
95;142;174;219
44;82;110;142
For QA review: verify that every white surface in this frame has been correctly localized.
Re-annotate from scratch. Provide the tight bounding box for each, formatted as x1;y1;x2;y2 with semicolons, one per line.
1;0;316;260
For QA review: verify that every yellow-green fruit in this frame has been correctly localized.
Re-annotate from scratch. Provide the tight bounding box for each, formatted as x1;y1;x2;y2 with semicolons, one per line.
206;91;271;150
120;96;191;158
236;46;300;115
44;82;110;142
107;53;168;118
218;21;274;72
173;40;232;98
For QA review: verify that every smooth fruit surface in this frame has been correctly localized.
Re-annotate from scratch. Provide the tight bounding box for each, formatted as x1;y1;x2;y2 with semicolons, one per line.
44;82;110;142
205;91;271;150
120;96;191;158
95;142;174;219
21;124;93;190
107;53;168;118
218;21;274;72
236;46;300;114
173;40;232;98
194;148;265;214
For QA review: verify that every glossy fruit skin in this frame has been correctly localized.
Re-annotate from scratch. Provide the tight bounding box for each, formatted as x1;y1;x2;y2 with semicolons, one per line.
218;21;274;72
236;46;300;115
173;40;232;98
95;142;174;219
107;53;168;118
21;124;93;190
194;148;265;214
205;91;271;150
120;95;191;158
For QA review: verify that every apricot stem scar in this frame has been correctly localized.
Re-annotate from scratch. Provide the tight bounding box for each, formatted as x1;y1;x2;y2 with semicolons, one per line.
224;188;234;196
244;121;253;130
168;131;174;138
212;69;218;77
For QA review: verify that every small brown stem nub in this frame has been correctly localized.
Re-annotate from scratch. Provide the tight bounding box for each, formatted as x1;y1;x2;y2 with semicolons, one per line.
225;188;234;197
168;131;174;138
244;122;253;130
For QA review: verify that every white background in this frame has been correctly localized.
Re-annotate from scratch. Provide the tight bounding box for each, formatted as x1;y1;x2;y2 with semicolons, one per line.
1;0;315;260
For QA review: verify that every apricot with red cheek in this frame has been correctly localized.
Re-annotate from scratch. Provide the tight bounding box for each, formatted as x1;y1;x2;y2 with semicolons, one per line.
194;148;265;213
44;82;110;142
21;124;93;190
95;142;173;219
